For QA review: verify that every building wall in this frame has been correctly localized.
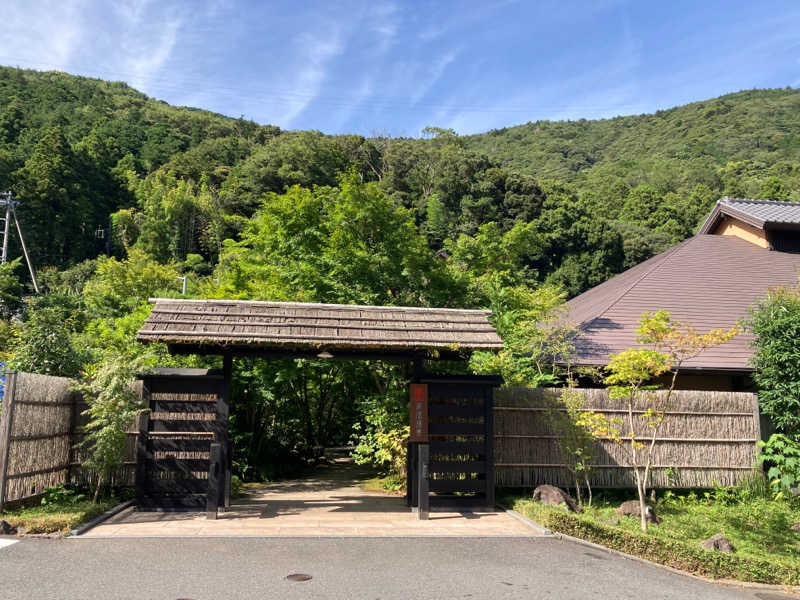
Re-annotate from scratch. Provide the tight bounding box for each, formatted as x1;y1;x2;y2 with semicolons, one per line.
578;371;753;392
664;373;735;391
712;217;768;248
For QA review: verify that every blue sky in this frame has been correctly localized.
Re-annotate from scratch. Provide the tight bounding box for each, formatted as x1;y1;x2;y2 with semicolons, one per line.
3;1;800;136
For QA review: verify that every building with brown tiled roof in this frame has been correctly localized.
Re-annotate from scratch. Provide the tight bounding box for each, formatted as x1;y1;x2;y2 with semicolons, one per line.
566;198;800;390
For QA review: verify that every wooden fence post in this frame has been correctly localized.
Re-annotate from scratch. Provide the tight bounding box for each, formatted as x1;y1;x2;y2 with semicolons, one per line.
417;443;429;520
0;371;18;512
67;389;79;487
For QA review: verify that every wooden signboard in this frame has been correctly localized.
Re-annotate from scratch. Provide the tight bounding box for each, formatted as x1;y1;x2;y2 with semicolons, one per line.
409;384;429;442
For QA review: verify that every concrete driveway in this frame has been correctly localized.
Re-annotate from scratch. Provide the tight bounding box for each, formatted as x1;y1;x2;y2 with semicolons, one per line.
2;535;792;600
82;459;532;537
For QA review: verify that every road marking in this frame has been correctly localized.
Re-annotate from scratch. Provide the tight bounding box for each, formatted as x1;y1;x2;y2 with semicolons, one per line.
0;538;19;549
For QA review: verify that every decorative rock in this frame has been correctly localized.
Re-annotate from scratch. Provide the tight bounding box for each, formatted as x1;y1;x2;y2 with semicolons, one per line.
616;500;660;524
0;520;18;535
700;534;735;553
791;522;800;532
532;485;583;513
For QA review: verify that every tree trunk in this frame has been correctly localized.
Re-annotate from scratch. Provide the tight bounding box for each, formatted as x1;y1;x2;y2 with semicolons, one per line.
584;474;592;508
93;473;103;504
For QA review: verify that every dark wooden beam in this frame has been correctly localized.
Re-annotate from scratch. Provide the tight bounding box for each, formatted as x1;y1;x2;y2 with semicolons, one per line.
166;344;469;362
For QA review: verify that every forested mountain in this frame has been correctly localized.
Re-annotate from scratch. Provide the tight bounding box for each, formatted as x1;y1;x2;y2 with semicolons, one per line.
1;66;799;299
465;88;800;184
3;66;800;476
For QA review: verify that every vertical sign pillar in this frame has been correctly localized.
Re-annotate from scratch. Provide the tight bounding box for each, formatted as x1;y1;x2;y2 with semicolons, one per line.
409;384;429;519
417;442;429;520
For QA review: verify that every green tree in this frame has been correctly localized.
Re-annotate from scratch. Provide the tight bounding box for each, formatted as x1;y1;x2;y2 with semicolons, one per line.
83;249;180;318
9;303;85;377
75;353;151;502
749;285;800;435
12;126;93;267
0;258;23;317
215;174;463;307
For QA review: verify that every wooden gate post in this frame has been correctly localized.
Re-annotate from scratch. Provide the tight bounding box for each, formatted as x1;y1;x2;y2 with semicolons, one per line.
485;386;495;509
207;443;222;519
417;443;429;520
221;354;232;509
406;442;418;507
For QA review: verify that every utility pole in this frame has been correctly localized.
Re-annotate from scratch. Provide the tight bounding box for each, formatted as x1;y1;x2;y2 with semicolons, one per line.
0;192;39;293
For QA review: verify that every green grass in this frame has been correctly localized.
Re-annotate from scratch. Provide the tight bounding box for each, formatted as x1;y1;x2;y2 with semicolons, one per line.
501;485;800;585
362;475;406;495
1;499;118;534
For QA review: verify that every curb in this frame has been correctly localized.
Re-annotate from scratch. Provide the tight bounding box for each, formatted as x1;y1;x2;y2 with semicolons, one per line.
69;500;134;537
498;503;800;595
496;503;553;536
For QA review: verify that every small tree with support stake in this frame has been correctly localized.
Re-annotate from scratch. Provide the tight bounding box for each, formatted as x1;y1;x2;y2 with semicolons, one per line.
585;311;738;532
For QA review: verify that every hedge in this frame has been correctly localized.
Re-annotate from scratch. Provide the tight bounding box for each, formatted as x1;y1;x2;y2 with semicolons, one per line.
536;509;799;586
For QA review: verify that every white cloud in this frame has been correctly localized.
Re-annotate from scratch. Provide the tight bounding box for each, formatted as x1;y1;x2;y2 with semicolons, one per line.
3;0;86;69
409;49;459;105
111;1;184;93
276;30;345;127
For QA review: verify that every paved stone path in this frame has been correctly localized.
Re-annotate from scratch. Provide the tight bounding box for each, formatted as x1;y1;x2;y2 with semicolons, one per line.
83;459;534;537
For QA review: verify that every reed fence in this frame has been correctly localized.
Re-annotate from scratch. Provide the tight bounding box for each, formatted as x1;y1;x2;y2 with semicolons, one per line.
0;371;138;510
494;387;762;489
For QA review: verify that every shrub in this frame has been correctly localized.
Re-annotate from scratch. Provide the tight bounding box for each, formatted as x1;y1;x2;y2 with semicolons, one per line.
758;433;800;498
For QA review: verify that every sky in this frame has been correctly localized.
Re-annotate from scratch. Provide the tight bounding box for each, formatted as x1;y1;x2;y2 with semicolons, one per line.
3;0;800;136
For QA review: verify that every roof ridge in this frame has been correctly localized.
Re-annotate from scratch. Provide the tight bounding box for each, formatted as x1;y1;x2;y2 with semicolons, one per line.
578;238;693;330
147;298;492;315
723;197;799;206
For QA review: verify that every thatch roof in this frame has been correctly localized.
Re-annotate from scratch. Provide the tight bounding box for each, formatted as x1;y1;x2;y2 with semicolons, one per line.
137;299;504;358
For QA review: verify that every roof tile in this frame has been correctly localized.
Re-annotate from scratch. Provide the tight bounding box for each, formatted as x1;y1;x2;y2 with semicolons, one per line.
566;235;800;371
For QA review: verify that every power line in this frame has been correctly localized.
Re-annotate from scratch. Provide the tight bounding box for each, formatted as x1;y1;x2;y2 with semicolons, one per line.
0;55;661;116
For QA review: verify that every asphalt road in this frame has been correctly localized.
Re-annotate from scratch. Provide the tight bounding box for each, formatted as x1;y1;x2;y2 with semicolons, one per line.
0;535;793;600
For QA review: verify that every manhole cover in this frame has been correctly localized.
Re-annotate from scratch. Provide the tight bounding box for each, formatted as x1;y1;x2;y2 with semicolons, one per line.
286;573;312;582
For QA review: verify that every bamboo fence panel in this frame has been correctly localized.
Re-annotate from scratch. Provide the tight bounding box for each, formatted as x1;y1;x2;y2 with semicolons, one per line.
494;387;761;489
0;372;139;510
